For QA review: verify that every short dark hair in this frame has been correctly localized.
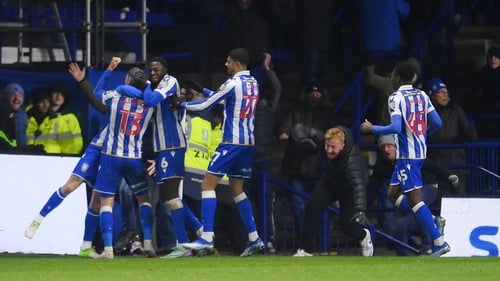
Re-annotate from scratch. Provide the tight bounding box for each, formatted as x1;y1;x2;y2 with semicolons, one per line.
128;67;147;90
393;61;417;82
147;56;168;68
228;48;249;66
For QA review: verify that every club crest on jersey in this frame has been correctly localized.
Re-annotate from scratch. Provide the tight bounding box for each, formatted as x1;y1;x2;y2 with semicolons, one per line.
81;163;89;172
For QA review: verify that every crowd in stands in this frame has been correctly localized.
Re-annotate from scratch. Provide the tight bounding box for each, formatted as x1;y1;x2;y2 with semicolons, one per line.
1;0;500;258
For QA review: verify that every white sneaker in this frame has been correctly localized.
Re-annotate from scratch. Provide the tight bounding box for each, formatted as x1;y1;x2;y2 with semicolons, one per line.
435;216;446;235
360;228;374;257
292;248;313;257
267;241;276;254
25;220;41;239
143;240;156;258
96;248;114;259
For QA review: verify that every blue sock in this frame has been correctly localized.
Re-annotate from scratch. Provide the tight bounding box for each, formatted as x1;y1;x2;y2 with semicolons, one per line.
234;193;258;234
139;203;153;241
413;202;441;240
83;208;99;242
201;191;217;233
100;209;113;248
184;201;202;232
39;187;66;217
171;207;188;243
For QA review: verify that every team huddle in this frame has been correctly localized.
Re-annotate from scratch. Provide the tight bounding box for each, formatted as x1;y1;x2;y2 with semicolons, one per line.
25;48;264;259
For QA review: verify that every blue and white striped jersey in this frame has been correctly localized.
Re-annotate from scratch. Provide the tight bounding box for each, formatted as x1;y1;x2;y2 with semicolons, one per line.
388;85;436;160
184;70;259;145
144;74;187;151
95;87;153;158
89;126;107;147
100;92;152;158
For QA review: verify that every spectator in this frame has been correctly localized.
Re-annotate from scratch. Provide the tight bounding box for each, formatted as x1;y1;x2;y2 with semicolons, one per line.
25;87;60;154
277;80;335;246
267;0;298;54
295;0;334;86
426;77;478;198
293;126;373;257
226;0;271;81
48;84;84;155
401;0;446;75
350;0;410;59
244;54;281;253
468;45;500;139
0;83;28;151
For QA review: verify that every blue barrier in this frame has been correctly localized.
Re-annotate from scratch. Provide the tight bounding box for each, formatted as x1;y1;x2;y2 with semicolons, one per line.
428;143;500;195
259;169;420;255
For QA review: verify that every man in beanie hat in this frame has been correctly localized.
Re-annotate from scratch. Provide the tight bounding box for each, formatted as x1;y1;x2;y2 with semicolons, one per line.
0;83;28;150
425;77;477;198
426;77;447;97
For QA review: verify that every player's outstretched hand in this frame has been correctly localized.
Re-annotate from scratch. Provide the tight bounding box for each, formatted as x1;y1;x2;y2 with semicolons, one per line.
360;119;373;133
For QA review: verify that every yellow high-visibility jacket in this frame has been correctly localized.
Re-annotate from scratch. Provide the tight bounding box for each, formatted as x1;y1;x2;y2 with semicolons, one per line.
185;115;212;174
26;112;82;155
26;113;63;154
58;112;83;155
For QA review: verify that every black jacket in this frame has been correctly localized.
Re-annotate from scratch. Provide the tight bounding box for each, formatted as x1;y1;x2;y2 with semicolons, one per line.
322;125;368;213
279;101;334;179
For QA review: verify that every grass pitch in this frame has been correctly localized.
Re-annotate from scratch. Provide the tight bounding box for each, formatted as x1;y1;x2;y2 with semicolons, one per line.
0;254;498;281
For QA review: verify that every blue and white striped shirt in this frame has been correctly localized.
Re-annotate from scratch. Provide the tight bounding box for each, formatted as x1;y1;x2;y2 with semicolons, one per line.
94;70;153;158
144;74;187;151
184;70;259;145
388;85;436;159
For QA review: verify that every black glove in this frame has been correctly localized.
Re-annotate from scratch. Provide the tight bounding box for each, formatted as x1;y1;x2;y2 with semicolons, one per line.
184;80;204;93
351;211;368;225
309;128;325;144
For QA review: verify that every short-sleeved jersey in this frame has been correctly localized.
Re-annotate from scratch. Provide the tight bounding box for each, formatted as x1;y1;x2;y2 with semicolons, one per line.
98;90;153;158
89;126;107;147
388;85;436;160
147;74;187;151
184;70;259;145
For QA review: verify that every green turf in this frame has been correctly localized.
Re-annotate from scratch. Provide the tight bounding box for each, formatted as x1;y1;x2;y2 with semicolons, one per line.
0;254;498;281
